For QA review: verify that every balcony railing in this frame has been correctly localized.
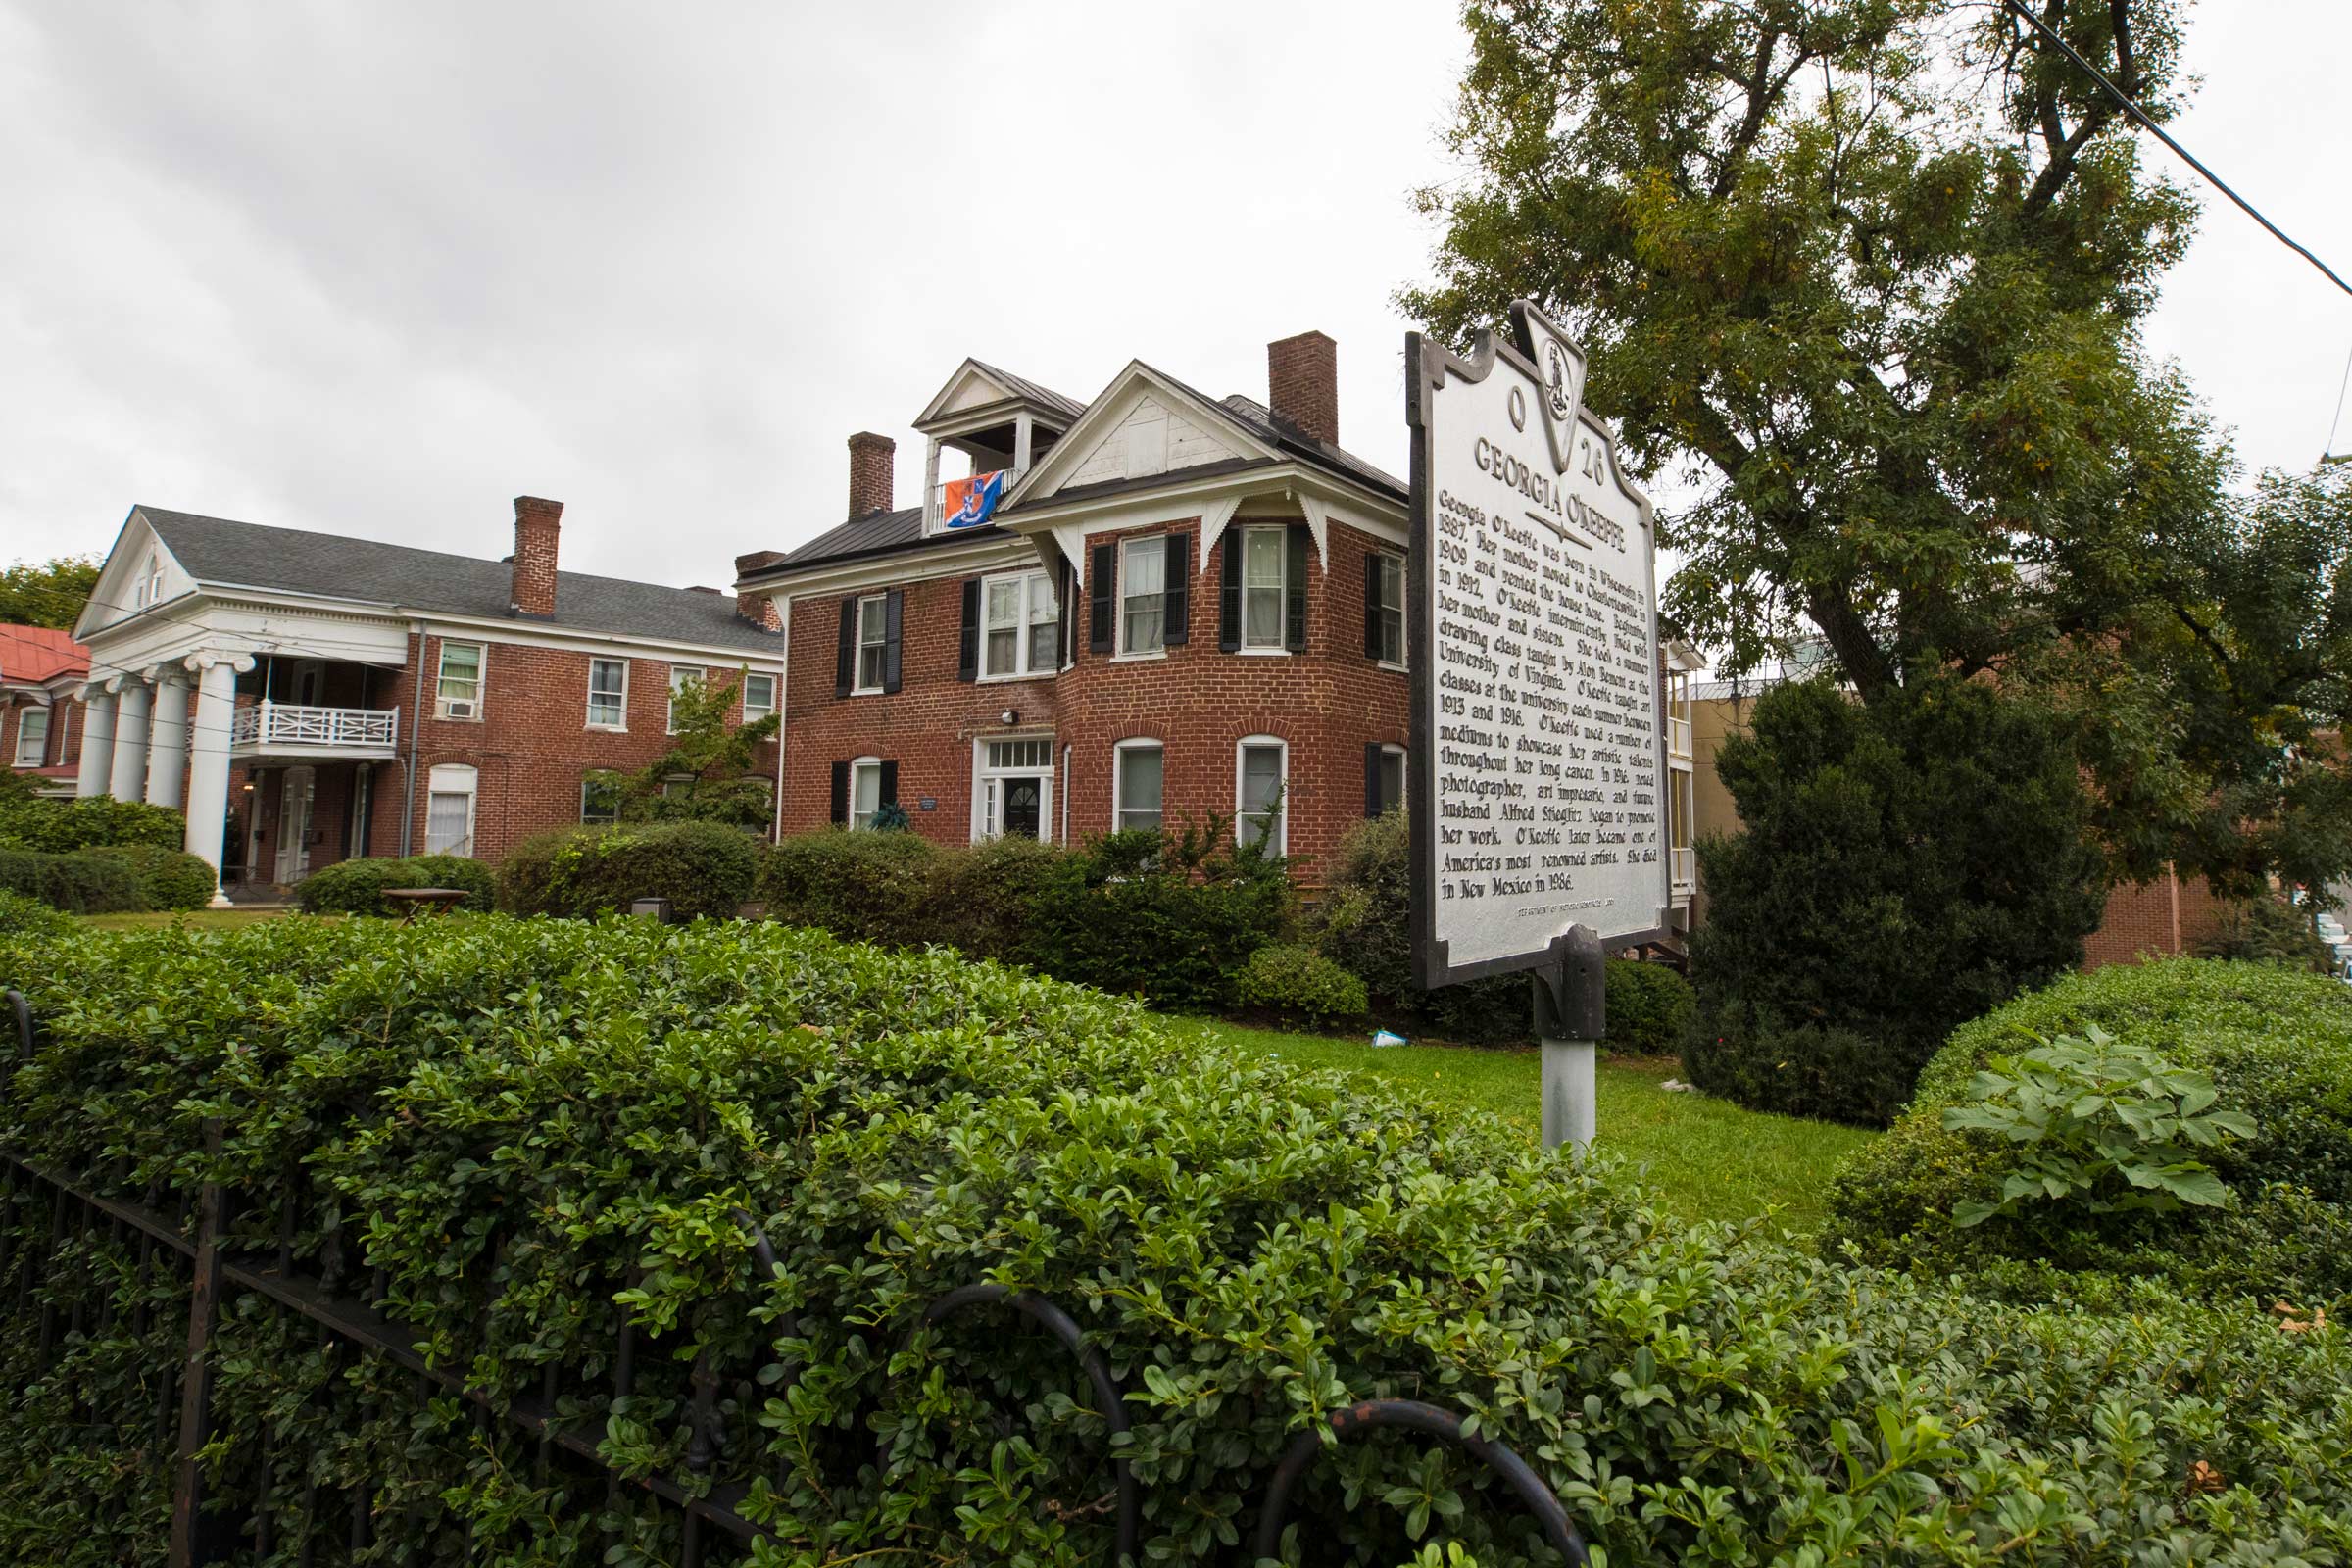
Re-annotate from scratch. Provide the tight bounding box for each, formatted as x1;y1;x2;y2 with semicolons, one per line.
1671;847;1695;899
926;467;1029;533
1668;714;1693;760
230;702;399;755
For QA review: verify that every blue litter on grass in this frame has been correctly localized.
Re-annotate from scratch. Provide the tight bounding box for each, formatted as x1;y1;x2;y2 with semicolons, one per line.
1370;1029;1408;1049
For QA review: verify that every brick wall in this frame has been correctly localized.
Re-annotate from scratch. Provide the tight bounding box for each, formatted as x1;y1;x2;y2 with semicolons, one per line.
777;519;1409;880
2;695;82;781
2082;868;2227;968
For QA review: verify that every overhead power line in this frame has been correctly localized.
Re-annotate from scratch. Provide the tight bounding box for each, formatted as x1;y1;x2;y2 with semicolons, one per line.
2001;0;2352;300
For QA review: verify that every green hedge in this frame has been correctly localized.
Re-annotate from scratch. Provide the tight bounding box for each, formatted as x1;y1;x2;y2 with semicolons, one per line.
500;821;759;921
0;918;2347;1566
83;844;218;910
1822;958;2352;1304
1604;957;1695;1055
296;853;497;915
1233;942;1369;1025
0;793;184;853
0;888;74;937
757;825;1294;1012
0;847;143;913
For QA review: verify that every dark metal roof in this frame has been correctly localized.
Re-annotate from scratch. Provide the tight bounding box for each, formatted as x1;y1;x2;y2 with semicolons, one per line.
766;506;991;571
964;359;1086;423
1212;391;1408;498
135;507;785;653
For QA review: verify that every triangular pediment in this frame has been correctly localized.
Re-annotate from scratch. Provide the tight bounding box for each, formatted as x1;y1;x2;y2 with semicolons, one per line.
1006;364;1276;506
76;509;194;639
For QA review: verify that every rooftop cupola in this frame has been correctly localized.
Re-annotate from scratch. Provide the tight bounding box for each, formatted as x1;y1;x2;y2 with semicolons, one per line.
909;358;1085;535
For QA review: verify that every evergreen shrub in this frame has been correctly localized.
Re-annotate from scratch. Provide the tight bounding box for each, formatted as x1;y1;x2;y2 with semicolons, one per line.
2193;895;2335;972
297;853;497;915
1231;942;1369;1025
0;887;74;937
757;826;943;946
0;793;184;853
1602;958;1694;1056
1824;957;2352;1304
1683;675;2107;1126
0;917;2347;1565
83;843;217;910
0;847;143;913
499;822;759;921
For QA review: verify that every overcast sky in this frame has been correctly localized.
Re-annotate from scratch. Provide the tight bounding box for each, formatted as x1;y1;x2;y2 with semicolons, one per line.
4;2;2348;595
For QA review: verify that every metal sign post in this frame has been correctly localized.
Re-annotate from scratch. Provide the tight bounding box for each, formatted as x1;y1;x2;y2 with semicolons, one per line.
1404;303;1668;1153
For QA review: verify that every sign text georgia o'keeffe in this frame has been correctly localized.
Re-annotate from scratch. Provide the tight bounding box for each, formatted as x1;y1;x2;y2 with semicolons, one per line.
1405;301;1668;996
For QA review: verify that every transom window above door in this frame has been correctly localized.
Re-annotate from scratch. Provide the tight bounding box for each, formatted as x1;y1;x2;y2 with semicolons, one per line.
983;572;1058;678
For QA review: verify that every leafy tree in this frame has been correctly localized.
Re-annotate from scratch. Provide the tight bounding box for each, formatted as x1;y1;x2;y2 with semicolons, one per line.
607;669;779;829
0;555;100;629
1682;673;2107;1124
1402;0;2350;897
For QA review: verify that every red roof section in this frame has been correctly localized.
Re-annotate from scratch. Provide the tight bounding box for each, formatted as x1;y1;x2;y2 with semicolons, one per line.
0;623;90;685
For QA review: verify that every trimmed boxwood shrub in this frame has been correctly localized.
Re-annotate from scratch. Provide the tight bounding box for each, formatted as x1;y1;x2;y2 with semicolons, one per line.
0;888;74;937
1604;957;1694;1055
0;847;142;913
1823;957;2352;1304
0;794;184;853
500;822;758;921
83;844;217;911
297;853;497;915
757;826;943;945
0;917;2348;1566
1232;942;1369;1026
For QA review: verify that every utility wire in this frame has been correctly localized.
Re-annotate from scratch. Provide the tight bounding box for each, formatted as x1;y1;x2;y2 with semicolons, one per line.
2001;0;2352;300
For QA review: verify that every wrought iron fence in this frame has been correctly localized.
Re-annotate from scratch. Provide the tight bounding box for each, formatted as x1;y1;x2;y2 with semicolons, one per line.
0;986;1592;1567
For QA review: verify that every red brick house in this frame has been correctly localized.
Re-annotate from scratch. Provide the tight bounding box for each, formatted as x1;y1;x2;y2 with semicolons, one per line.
1;624;89;795
732;334;1421;878
70;500;782;904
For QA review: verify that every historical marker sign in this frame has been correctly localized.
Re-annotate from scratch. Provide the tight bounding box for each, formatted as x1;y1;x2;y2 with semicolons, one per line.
1407;302;1668;991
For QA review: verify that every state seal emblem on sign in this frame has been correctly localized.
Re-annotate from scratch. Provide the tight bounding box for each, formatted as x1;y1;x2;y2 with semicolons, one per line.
1544;339;1576;420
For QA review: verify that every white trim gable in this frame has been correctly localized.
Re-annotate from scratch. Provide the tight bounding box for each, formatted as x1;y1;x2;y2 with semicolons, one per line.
914;359;1036;429
1006;363;1280;507
76;511;197;638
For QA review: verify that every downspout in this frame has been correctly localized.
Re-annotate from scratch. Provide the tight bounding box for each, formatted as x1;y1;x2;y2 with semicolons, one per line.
399;619;425;856
770;597;790;842
1060;743;1071;846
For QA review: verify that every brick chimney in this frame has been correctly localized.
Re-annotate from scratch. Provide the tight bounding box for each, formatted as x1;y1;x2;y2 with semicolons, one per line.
1268;330;1339;446
733;549;786;629
847;431;896;518
511;496;563;616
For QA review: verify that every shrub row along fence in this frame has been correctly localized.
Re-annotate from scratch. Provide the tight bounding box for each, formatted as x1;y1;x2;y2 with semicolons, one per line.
0;986;1589;1567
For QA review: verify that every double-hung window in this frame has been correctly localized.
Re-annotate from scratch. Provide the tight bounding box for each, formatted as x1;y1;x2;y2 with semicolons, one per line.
1371;744;1405;815
1113;740;1163;832
983;572;1058;678
1241;527;1287;649
851;759;884;830
1120;538;1165;655
1371;552;1405;665
14;708;49;767
580;773;622;825
587;658;628;728
667;665;705;733
1236;737;1287;852
856;596;889;691
435;642;484;718
424;763;477;855
741;672;777;721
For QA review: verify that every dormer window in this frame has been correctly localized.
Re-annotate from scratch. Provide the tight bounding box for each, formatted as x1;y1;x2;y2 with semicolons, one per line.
913;361;1076;534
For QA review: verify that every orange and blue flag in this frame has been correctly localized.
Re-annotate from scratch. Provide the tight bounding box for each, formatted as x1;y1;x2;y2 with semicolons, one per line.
942;469;1005;529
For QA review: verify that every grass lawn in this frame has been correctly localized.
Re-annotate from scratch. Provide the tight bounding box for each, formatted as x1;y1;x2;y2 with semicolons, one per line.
78;907;303;931
1159;1015;1876;1235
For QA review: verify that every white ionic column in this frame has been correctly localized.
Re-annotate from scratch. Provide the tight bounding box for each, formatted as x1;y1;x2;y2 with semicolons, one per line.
144;668;192;809
106;677;153;801
75;685;118;797
182;655;250;908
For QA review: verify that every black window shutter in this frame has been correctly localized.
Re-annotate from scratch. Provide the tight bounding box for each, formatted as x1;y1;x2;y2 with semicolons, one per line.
1218;532;1242;652
829;760;850;825
834;597;857;698
1364;552;1384;660
1059;560;1077;666
883;590;904;693
1365;743;1384;817
1162;533;1191;645
957;579;980;682
1089;542;1116;653
878;760;899;807
1285;523;1310;653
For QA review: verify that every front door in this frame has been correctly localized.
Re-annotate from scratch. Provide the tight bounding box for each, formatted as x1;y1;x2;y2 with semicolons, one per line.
273;765;315;883
1000;777;1043;840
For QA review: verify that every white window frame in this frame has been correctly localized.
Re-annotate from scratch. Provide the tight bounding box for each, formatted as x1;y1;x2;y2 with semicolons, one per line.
980;569;1058;680
1374;551;1406;668
1111;738;1164;833
1239;525;1289;653
667;664;705;734
853;595;889;694
1117;536;1167;659
1234;735;1288;854
424;762;478;857
580;773;621;826
741;671;778;722
14;706;50;767
586;658;629;730
849;756;885;831
1375;743;1407;814
971;735;1056;843
434;641;486;719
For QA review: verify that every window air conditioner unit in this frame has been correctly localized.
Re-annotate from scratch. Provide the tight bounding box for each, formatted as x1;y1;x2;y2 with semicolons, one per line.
443;700;476;719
